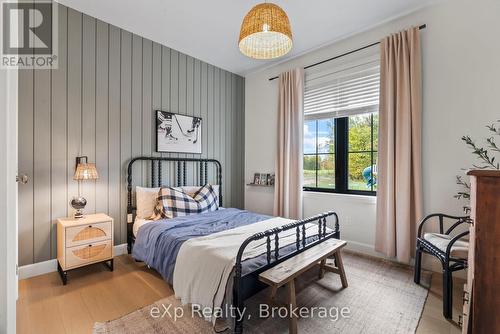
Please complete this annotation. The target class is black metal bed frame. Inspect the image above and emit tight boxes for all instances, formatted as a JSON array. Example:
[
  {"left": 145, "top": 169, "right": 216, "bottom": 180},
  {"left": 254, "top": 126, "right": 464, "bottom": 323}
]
[
  {"left": 126, "top": 156, "right": 222, "bottom": 252},
  {"left": 126, "top": 157, "right": 340, "bottom": 333},
  {"left": 233, "top": 210, "right": 339, "bottom": 333},
  {"left": 414, "top": 213, "right": 471, "bottom": 320}
]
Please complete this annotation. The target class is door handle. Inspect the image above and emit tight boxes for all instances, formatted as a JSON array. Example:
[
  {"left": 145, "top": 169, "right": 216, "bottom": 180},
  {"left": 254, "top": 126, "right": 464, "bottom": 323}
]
[{"left": 16, "top": 174, "right": 29, "bottom": 184}]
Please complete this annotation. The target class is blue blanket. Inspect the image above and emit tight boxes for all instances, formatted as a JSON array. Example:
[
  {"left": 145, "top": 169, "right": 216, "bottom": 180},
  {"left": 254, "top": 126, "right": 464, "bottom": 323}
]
[{"left": 132, "top": 208, "right": 270, "bottom": 284}]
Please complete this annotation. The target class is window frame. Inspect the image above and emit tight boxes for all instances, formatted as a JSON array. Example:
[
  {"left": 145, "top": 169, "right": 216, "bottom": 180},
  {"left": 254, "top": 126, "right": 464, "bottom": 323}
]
[{"left": 303, "top": 115, "right": 377, "bottom": 196}]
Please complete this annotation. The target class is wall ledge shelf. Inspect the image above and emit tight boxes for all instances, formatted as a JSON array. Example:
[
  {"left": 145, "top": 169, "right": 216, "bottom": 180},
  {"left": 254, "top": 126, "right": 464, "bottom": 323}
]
[{"left": 246, "top": 183, "right": 274, "bottom": 188}]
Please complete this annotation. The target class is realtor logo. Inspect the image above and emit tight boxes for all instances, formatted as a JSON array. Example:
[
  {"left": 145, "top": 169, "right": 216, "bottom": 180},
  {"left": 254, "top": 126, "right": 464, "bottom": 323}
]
[{"left": 1, "top": 0, "right": 58, "bottom": 69}]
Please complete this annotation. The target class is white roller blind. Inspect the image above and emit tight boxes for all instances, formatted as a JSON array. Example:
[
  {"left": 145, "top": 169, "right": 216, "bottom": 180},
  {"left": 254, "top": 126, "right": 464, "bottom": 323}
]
[{"left": 304, "top": 62, "right": 380, "bottom": 120}]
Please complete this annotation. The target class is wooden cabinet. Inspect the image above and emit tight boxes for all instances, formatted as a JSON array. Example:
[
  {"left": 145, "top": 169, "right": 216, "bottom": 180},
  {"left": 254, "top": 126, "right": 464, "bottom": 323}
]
[
  {"left": 463, "top": 170, "right": 500, "bottom": 333},
  {"left": 57, "top": 213, "right": 114, "bottom": 284}
]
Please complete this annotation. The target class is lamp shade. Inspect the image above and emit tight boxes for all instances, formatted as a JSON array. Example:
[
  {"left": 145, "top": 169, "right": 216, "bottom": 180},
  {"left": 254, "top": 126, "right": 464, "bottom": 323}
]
[
  {"left": 238, "top": 3, "right": 292, "bottom": 59},
  {"left": 73, "top": 163, "right": 99, "bottom": 180}
]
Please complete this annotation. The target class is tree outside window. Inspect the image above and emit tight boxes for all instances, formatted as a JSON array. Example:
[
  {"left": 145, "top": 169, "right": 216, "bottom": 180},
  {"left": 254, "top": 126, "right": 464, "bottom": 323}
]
[{"left": 303, "top": 112, "right": 378, "bottom": 195}]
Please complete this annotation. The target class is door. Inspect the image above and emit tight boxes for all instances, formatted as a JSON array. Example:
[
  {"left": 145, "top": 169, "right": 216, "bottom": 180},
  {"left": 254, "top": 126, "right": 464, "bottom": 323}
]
[{"left": 0, "top": 65, "right": 18, "bottom": 333}]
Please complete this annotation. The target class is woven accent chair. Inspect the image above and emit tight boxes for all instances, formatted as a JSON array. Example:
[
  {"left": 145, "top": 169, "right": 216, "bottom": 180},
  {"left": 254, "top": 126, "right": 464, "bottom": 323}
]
[{"left": 414, "top": 213, "right": 471, "bottom": 319}]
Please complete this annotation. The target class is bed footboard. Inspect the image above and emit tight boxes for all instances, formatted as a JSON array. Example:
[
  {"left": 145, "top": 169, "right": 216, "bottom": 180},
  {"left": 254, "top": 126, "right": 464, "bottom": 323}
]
[{"left": 232, "top": 211, "right": 339, "bottom": 334}]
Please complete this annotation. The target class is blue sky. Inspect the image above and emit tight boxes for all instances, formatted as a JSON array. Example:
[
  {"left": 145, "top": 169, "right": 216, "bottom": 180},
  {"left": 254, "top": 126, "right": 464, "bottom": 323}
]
[{"left": 304, "top": 119, "right": 333, "bottom": 154}]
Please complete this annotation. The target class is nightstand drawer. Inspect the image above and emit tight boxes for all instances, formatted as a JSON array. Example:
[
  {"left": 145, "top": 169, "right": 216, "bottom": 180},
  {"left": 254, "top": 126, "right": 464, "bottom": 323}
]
[
  {"left": 66, "top": 221, "right": 112, "bottom": 247},
  {"left": 65, "top": 240, "right": 113, "bottom": 269}
]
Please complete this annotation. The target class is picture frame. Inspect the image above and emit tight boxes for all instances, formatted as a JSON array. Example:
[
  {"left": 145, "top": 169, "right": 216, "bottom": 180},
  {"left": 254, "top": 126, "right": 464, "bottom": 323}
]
[
  {"left": 156, "top": 110, "right": 202, "bottom": 154},
  {"left": 259, "top": 173, "right": 268, "bottom": 185},
  {"left": 268, "top": 173, "right": 275, "bottom": 186},
  {"left": 253, "top": 173, "right": 261, "bottom": 185}
]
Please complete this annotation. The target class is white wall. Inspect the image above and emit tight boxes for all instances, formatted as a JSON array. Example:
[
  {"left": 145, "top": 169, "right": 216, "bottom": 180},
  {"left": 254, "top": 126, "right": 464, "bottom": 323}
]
[
  {"left": 303, "top": 192, "right": 378, "bottom": 256},
  {"left": 245, "top": 0, "right": 500, "bottom": 260}
]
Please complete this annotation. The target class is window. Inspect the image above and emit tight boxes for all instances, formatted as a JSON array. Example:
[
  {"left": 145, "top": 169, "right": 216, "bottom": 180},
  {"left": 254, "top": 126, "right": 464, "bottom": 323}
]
[
  {"left": 303, "top": 62, "right": 379, "bottom": 195},
  {"left": 304, "top": 119, "right": 335, "bottom": 189}
]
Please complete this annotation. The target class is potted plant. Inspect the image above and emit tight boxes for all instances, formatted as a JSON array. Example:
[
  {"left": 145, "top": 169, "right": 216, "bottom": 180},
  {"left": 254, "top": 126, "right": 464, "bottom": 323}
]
[{"left": 455, "top": 120, "right": 500, "bottom": 211}]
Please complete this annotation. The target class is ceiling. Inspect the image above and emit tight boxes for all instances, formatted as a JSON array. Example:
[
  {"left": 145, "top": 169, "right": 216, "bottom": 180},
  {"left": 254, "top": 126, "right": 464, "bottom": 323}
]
[{"left": 55, "top": 0, "right": 437, "bottom": 75}]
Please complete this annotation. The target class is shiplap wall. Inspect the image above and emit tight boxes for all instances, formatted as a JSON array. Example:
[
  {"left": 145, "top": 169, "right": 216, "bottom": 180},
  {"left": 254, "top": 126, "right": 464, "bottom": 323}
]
[{"left": 18, "top": 3, "right": 245, "bottom": 265}]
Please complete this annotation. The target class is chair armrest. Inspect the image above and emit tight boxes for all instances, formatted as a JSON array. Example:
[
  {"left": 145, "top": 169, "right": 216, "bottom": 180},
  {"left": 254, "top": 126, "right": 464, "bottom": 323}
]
[
  {"left": 445, "top": 217, "right": 472, "bottom": 235},
  {"left": 417, "top": 213, "right": 469, "bottom": 237},
  {"left": 445, "top": 230, "right": 470, "bottom": 259}
]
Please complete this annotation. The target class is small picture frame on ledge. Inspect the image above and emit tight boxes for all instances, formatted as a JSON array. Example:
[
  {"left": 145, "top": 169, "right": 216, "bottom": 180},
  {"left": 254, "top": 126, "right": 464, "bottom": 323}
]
[
  {"left": 259, "top": 173, "right": 268, "bottom": 185},
  {"left": 253, "top": 173, "right": 261, "bottom": 185},
  {"left": 267, "top": 173, "right": 275, "bottom": 186},
  {"left": 249, "top": 172, "right": 275, "bottom": 186}
]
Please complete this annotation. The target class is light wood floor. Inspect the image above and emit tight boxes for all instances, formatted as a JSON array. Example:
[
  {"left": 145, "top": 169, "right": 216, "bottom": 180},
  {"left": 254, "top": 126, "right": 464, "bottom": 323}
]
[
  {"left": 17, "top": 254, "right": 463, "bottom": 334},
  {"left": 417, "top": 274, "right": 463, "bottom": 334}
]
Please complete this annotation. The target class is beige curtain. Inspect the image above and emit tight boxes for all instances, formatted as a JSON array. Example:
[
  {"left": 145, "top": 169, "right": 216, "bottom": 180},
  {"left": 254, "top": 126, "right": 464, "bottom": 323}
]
[
  {"left": 274, "top": 68, "right": 304, "bottom": 219},
  {"left": 375, "top": 27, "right": 423, "bottom": 263}
]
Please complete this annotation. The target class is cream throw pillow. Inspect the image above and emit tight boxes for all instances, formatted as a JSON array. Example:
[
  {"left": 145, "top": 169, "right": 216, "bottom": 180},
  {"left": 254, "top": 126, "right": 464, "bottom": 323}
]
[{"left": 136, "top": 186, "right": 161, "bottom": 219}]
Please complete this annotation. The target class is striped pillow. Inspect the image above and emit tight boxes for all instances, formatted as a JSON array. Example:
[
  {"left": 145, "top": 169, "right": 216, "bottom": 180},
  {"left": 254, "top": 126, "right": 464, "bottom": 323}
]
[{"left": 151, "top": 184, "right": 219, "bottom": 219}]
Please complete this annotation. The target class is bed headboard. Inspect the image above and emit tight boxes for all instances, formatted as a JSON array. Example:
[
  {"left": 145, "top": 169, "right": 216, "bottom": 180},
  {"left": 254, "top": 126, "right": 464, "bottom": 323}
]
[
  {"left": 127, "top": 156, "right": 223, "bottom": 212},
  {"left": 126, "top": 156, "right": 222, "bottom": 252}
]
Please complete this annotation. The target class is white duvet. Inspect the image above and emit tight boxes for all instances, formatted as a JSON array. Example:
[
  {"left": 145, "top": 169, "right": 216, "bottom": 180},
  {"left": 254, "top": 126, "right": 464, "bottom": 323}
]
[{"left": 172, "top": 217, "right": 319, "bottom": 322}]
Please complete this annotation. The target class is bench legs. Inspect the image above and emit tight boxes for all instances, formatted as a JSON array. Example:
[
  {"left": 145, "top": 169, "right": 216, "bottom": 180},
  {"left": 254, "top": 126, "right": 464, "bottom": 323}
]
[
  {"left": 269, "top": 286, "right": 278, "bottom": 305},
  {"left": 264, "top": 249, "right": 348, "bottom": 334},
  {"left": 319, "top": 250, "right": 348, "bottom": 288},
  {"left": 287, "top": 279, "right": 298, "bottom": 334},
  {"left": 319, "top": 259, "right": 326, "bottom": 279},
  {"left": 334, "top": 251, "right": 348, "bottom": 288}
]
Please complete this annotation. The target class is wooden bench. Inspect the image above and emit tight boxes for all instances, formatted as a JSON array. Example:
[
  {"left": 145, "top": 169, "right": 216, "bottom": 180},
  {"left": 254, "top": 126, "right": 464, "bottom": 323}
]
[{"left": 258, "top": 238, "right": 348, "bottom": 334}]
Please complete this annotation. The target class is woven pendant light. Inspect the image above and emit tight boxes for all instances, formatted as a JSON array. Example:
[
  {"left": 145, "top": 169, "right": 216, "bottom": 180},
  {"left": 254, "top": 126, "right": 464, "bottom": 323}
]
[{"left": 238, "top": 3, "right": 292, "bottom": 59}]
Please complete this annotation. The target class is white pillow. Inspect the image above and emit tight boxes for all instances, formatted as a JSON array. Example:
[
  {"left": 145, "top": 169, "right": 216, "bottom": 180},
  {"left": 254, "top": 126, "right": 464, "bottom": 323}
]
[{"left": 136, "top": 186, "right": 161, "bottom": 219}]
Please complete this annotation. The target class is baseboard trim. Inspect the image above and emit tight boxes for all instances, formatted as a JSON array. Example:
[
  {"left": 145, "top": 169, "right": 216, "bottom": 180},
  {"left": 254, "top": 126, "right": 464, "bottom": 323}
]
[
  {"left": 344, "top": 240, "right": 417, "bottom": 265},
  {"left": 18, "top": 243, "right": 128, "bottom": 280},
  {"left": 18, "top": 259, "right": 57, "bottom": 280},
  {"left": 344, "top": 240, "right": 381, "bottom": 257},
  {"left": 114, "top": 243, "right": 128, "bottom": 256},
  {"left": 344, "top": 240, "right": 454, "bottom": 275}
]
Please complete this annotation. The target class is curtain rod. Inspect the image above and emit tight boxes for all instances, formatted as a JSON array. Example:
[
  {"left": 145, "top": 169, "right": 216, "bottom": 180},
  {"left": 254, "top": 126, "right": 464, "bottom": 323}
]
[{"left": 268, "top": 24, "right": 426, "bottom": 81}]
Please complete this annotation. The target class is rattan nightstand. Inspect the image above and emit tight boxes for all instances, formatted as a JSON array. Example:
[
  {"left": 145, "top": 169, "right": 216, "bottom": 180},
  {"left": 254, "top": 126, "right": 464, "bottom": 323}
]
[{"left": 57, "top": 213, "right": 114, "bottom": 284}]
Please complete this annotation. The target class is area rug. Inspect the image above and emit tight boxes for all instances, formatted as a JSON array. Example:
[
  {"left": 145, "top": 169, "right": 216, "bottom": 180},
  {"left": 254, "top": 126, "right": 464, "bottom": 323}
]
[{"left": 93, "top": 252, "right": 430, "bottom": 334}]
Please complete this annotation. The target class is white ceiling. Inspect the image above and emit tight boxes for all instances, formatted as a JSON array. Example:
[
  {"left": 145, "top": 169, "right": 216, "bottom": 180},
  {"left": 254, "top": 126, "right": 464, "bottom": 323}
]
[{"left": 55, "top": 0, "right": 436, "bottom": 75}]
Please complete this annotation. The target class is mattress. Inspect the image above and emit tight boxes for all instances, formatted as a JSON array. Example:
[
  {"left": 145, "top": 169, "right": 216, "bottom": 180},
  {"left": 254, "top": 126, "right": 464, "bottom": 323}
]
[
  {"left": 132, "top": 208, "right": 330, "bottom": 284},
  {"left": 132, "top": 208, "right": 271, "bottom": 283}
]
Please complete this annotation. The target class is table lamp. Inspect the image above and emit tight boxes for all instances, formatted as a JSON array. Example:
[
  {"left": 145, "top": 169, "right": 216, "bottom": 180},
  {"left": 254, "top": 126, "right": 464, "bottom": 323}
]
[{"left": 72, "top": 156, "right": 99, "bottom": 218}]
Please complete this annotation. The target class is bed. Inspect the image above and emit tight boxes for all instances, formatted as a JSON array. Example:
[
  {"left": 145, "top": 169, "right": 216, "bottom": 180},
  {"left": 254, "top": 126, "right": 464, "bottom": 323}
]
[{"left": 126, "top": 157, "right": 340, "bottom": 333}]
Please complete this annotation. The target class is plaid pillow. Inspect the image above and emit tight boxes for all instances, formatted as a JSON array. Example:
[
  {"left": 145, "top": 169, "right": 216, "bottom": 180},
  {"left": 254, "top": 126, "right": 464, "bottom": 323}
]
[
  {"left": 193, "top": 184, "right": 219, "bottom": 212},
  {"left": 150, "top": 184, "right": 218, "bottom": 219}
]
